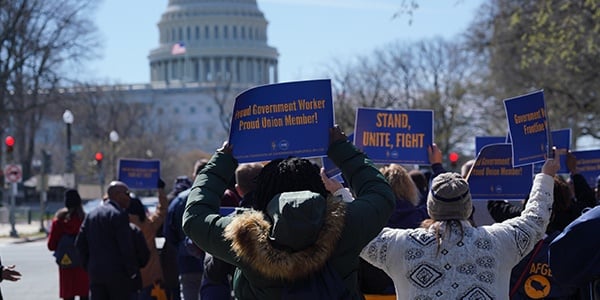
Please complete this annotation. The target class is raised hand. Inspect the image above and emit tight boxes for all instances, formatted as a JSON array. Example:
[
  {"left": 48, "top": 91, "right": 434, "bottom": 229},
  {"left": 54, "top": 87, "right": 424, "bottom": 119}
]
[{"left": 541, "top": 147, "right": 560, "bottom": 176}]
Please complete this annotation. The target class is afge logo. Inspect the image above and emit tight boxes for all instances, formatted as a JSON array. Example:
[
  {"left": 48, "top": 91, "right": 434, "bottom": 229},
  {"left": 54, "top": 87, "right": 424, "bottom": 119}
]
[{"left": 524, "top": 274, "right": 551, "bottom": 299}]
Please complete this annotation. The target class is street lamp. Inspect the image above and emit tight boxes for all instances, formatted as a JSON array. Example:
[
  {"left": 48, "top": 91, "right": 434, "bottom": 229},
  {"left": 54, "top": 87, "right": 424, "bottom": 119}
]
[
  {"left": 109, "top": 130, "right": 119, "bottom": 180},
  {"left": 62, "top": 109, "right": 74, "bottom": 173}
]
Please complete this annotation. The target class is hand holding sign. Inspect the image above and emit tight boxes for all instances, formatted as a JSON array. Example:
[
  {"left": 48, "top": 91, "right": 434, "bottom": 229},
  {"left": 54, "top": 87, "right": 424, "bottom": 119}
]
[
  {"left": 541, "top": 147, "right": 560, "bottom": 176},
  {"left": 329, "top": 125, "right": 348, "bottom": 145},
  {"left": 428, "top": 144, "right": 443, "bottom": 165},
  {"left": 218, "top": 141, "right": 233, "bottom": 155}
]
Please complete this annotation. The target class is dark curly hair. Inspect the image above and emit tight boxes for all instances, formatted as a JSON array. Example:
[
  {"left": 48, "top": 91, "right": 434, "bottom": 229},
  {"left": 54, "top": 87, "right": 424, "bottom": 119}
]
[{"left": 253, "top": 157, "right": 327, "bottom": 212}]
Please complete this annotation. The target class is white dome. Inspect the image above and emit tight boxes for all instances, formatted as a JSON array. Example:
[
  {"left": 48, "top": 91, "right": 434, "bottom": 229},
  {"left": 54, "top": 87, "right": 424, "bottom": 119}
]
[{"left": 148, "top": 0, "right": 278, "bottom": 85}]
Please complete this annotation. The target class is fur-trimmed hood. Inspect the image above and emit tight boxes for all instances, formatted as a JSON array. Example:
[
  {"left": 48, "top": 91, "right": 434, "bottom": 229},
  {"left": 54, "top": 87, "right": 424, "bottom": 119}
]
[{"left": 223, "top": 195, "right": 346, "bottom": 281}]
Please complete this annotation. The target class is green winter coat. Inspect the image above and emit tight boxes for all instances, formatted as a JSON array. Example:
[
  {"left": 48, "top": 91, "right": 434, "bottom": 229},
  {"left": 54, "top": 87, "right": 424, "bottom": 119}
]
[{"left": 183, "top": 139, "right": 395, "bottom": 299}]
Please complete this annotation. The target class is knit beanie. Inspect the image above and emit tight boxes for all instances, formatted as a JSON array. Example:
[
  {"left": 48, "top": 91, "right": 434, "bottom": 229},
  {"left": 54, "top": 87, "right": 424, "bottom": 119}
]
[
  {"left": 427, "top": 172, "right": 472, "bottom": 221},
  {"left": 64, "top": 189, "right": 82, "bottom": 209}
]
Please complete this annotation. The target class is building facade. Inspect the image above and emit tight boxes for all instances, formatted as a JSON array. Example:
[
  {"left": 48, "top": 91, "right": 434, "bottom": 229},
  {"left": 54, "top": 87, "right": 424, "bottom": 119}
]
[
  {"left": 122, "top": 0, "right": 279, "bottom": 152},
  {"left": 148, "top": 0, "right": 279, "bottom": 86}
]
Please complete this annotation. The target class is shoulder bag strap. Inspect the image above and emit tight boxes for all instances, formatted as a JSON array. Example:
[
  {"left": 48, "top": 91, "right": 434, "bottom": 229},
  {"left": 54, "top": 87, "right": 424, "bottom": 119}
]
[{"left": 510, "top": 239, "right": 545, "bottom": 299}]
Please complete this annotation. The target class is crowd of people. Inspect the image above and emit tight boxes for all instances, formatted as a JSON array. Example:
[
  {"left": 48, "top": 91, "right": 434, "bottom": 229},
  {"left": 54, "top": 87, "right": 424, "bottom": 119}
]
[{"left": 37, "top": 125, "right": 599, "bottom": 299}]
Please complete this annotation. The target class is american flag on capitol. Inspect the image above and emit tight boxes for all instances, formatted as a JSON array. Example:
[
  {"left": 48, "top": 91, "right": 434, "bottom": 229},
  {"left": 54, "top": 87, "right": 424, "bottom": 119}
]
[{"left": 171, "top": 42, "right": 186, "bottom": 55}]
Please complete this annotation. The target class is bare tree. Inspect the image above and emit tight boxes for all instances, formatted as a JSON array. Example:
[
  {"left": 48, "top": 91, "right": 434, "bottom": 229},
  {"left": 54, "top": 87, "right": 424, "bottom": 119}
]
[
  {"left": 0, "top": 0, "right": 100, "bottom": 179},
  {"left": 330, "top": 37, "right": 485, "bottom": 158}
]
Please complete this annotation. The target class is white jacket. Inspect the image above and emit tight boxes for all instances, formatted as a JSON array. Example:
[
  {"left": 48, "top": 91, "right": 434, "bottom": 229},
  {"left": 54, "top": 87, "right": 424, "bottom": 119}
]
[{"left": 360, "top": 173, "right": 554, "bottom": 299}]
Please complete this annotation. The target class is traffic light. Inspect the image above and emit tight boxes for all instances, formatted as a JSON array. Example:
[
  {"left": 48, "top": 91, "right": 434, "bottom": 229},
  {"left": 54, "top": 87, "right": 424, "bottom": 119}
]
[
  {"left": 5, "top": 135, "right": 14, "bottom": 153},
  {"left": 95, "top": 152, "right": 103, "bottom": 168},
  {"left": 449, "top": 152, "right": 459, "bottom": 168}
]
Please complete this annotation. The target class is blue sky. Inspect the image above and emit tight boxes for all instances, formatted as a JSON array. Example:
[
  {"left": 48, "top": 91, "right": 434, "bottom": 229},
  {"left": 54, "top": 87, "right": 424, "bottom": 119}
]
[{"left": 88, "top": 0, "right": 484, "bottom": 84}]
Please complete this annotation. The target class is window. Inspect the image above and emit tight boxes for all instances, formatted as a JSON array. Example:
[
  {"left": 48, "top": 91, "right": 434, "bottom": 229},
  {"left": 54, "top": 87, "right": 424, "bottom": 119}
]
[
  {"left": 190, "top": 106, "right": 196, "bottom": 113},
  {"left": 187, "top": 27, "right": 191, "bottom": 40},
  {"left": 205, "top": 26, "right": 209, "bottom": 39},
  {"left": 224, "top": 26, "right": 228, "bottom": 39},
  {"left": 204, "top": 60, "right": 211, "bottom": 81},
  {"left": 233, "top": 26, "right": 237, "bottom": 39},
  {"left": 214, "top": 26, "right": 219, "bottom": 39},
  {"left": 190, "top": 127, "right": 197, "bottom": 139},
  {"left": 241, "top": 27, "right": 245, "bottom": 39},
  {"left": 196, "top": 26, "right": 200, "bottom": 39},
  {"left": 178, "top": 28, "right": 183, "bottom": 41},
  {"left": 207, "top": 128, "right": 213, "bottom": 140}
]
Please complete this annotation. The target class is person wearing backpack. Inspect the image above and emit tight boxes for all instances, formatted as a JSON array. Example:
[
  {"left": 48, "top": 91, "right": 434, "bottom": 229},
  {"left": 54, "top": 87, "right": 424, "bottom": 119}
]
[
  {"left": 183, "top": 126, "right": 396, "bottom": 299},
  {"left": 47, "top": 189, "right": 89, "bottom": 300}
]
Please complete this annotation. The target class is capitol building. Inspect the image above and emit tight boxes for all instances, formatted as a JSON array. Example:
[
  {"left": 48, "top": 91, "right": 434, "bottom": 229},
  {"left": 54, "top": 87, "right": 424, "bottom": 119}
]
[
  {"left": 149, "top": 0, "right": 278, "bottom": 86},
  {"left": 109, "top": 0, "right": 279, "bottom": 152}
]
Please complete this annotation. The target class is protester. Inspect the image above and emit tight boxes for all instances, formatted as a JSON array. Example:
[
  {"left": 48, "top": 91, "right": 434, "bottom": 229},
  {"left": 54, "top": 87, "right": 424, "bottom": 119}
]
[
  {"left": 161, "top": 176, "right": 193, "bottom": 300},
  {"left": 565, "top": 152, "right": 597, "bottom": 213},
  {"left": 127, "top": 179, "right": 169, "bottom": 300},
  {"left": 359, "top": 163, "right": 429, "bottom": 295},
  {"left": 0, "top": 257, "right": 21, "bottom": 299},
  {"left": 488, "top": 152, "right": 597, "bottom": 223},
  {"left": 549, "top": 205, "right": 600, "bottom": 299},
  {"left": 164, "top": 160, "right": 208, "bottom": 300},
  {"left": 408, "top": 169, "right": 428, "bottom": 205},
  {"left": 509, "top": 175, "right": 580, "bottom": 299},
  {"left": 360, "top": 150, "right": 560, "bottom": 299},
  {"left": 76, "top": 181, "right": 143, "bottom": 299},
  {"left": 129, "top": 222, "right": 151, "bottom": 296},
  {"left": 596, "top": 175, "right": 600, "bottom": 203},
  {"left": 200, "top": 162, "right": 263, "bottom": 300},
  {"left": 183, "top": 125, "right": 395, "bottom": 299},
  {"left": 47, "top": 189, "right": 89, "bottom": 300},
  {"left": 486, "top": 199, "right": 522, "bottom": 223}
]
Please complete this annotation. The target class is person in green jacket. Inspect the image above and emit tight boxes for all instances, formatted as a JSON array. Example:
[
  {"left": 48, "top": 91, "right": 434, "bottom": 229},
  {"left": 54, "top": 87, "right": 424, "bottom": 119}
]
[{"left": 183, "top": 125, "right": 395, "bottom": 299}]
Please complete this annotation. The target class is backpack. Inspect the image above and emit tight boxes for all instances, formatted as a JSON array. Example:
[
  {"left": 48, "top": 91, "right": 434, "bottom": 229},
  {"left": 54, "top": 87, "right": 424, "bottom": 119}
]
[
  {"left": 53, "top": 234, "right": 82, "bottom": 269},
  {"left": 281, "top": 262, "right": 350, "bottom": 300}
]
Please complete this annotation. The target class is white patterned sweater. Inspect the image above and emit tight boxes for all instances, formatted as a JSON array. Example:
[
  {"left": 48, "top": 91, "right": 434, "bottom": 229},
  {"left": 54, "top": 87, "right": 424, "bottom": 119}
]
[{"left": 360, "top": 174, "right": 554, "bottom": 300}]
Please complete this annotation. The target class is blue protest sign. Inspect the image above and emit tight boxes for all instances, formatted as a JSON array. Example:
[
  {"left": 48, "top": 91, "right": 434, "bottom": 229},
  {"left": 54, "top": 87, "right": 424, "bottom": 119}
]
[
  {"left": 475, "top": 136, "right": 506, "bottom": 157},
  {"left": 467, "top": 144, "right": 533, "bottom": 200},
  {"left": 533, "top": 128, "right": 571, "bottom": 174},
  {"left": 504, "top": 90, "right": 549, "bottom": 167},
  {"left": 229, "top": 79, "right": 334, "bottom": 163},
  {"left": 118, "top": 159, "right": 161, "bottom": 190},
  {"left": 570, "top": 149, "right": 600, "bottom": 189},
  {"left": 354, "top": 108, "right": 433, "bottom": 165}
]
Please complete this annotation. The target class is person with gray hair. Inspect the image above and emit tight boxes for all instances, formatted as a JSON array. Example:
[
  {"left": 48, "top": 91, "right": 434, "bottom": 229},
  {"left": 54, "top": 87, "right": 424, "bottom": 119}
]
[{"left": 360, "top": 151, "right": 560, "bottom": 299}]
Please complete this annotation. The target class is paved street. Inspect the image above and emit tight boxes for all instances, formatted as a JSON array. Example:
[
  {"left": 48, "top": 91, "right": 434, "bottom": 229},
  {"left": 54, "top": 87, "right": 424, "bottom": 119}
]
[{"left": 0, "top": 238, "right": 57, "bottom": 299}]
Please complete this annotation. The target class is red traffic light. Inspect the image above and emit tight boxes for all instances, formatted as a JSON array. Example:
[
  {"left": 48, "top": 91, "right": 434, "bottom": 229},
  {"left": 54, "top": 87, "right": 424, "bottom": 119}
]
[
  {"left": 449, "top": 152, "right": 459, "bottom": 163},
  {"left": 95, "top": 152, "right": 104, "bottom": 161},
  {"left": 5, "top": 136, "right": 15, "bottom": 147}
]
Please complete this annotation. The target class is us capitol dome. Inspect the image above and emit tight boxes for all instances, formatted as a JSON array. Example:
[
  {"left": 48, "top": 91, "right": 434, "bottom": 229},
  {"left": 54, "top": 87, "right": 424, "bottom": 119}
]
[{"left": 148, "top": 0, "right": 279, "bottom": 86}]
